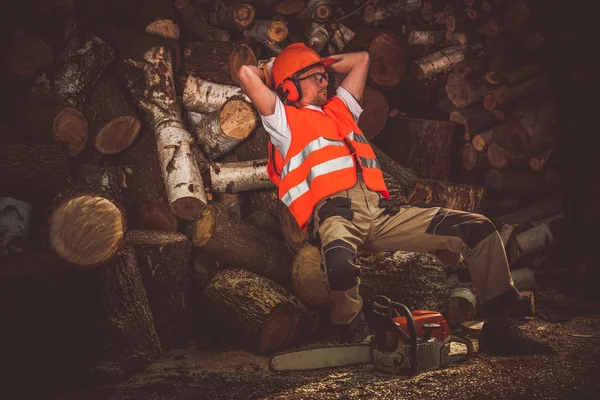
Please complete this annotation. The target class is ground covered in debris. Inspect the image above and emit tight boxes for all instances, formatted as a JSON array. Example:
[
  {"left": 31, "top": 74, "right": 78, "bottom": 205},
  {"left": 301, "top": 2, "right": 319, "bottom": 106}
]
[{"left": 48, "top": 286, "right": 600, "bottom": 400}]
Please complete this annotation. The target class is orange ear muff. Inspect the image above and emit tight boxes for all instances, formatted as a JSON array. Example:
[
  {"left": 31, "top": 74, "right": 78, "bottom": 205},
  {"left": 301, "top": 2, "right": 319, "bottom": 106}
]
[{"left": 281, "top": 78, "right": 302, "bottom": 102}]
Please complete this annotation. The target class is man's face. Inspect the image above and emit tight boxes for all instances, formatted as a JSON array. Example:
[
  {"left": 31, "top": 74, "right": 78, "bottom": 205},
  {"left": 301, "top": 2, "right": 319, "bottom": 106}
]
[{"left": 296, "top": 66, "right": 329, "bottom": 107}]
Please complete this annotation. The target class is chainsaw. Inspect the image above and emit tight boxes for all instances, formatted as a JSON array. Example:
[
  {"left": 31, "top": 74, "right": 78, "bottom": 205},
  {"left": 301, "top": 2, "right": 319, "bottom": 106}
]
[{"left": 269, "top": 295, "right": 474, "bottom": 375}]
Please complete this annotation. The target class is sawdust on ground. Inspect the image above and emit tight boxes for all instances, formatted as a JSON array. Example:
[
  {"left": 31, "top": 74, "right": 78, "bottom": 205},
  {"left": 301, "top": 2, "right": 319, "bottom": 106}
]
[{"left": 50, "top": 287, "right": 600, "bottom": 400}]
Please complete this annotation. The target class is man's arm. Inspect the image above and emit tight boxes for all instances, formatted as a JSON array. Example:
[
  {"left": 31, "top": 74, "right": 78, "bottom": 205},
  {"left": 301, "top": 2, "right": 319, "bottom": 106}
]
[
  {"left": 237, "top": 65, "right": 277, "bottom": 116},
  {"left": 325, "top": 51, "right": 370, "bottom": 102}
]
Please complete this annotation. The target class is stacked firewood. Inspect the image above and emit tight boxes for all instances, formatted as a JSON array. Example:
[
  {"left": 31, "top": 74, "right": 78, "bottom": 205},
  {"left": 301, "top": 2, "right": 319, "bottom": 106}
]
[{"left": 0, "top": 0, "right": 570, "bottom": 387}]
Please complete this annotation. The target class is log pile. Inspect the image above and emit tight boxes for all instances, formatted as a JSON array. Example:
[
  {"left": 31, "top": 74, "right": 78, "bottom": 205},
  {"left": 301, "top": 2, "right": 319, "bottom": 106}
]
[{"left": 0, "top": 0, "right": 585, "bottom": 393}]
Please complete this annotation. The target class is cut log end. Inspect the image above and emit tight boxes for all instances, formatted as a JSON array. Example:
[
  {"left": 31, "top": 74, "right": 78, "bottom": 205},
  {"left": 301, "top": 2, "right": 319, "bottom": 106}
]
[
  {"left": 192, "top": 206, "right": 215, "bottom": 246},
  {"left": 171, "top": 196, "right": 205, "bottom": 221},
  {"left": 54, "top": 107, "right": 89, "bottom": 156},
  {"left": 486, "top": 142, "right": 508, "bottom": 169},
  {"left": 220, "top": 99, "right": 256, "bottom": 139},
  {"left": 259, "top": 302, "right": 300, "bottom": 354},
  {"left": 145, "top": 19, "right": 180, "bottom": 40},
  {"left": 230, "top": 44, "right": 257, "bottom": 85},
  {"left": 234, "top": 5, "right": 255, "bottom": 29},
  {"left": 95, "top": 116, "right": 141, "bottom": 155},
  {"left": 133, "top": 202, "right": 178, "bottom": 232},
  {"left": 483, "top": 93, "right": 498, "bottom": 110},
  {"left": 49, "top": 195, "right": 124, "bottom": 267},
  {"left": 368, "top": 33, "right": 407, "bottom": 88},
  {"left": 268, "top": 21, "right": 289, "bottom": 43},
  {"left": 8, "top": 37, "right": 54, "bottom": 76}
]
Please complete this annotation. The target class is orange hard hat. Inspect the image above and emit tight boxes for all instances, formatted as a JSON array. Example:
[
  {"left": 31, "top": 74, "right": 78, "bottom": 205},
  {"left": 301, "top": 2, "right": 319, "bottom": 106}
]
[{"left": 272, "top": 42, "right": 335, "bottom": 89}]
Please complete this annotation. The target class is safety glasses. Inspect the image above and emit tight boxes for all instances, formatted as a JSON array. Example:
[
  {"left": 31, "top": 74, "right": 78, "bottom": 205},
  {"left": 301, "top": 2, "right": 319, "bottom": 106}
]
[{"left": 297, "top": 72, "right": 329, "bottom": 85}]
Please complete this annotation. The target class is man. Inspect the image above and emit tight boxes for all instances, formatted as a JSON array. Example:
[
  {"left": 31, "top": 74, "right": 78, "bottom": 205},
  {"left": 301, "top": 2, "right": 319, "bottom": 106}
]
[{"left": 238, "top": 43, "right": 552, "bottom": 355}]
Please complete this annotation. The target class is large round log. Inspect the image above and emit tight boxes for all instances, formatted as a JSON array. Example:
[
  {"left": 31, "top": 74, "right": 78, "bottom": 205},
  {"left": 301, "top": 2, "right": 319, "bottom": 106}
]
[
  {"left": 367, "top": 32, "right": 408, "bottom": 89},
  {"left": 291, "top": 245, "right": 450, "bottom": 313},
  {"left": 490, "top": 120, "right": 530, "bottom": 164},
  {"left": 49, "top": 194, "right": 126, "bottom": 268},
  {"left": 202, "top": 268, "right": 309, "bottom": 354},
  {"left": 88, "top": 75, "right": 141, "bottom": 155},
  {"left": 357, "top": 86, "right": 389, "bottom": 140},
  {"left": 53, "top": 29, "right": 116, "bottom": 108},
  {"left": 125, "top": 230, "right": 192, "bottom": 350},
  {"left": 182, "top": 41, "right": 257, "bottom": 86},
  {"left": 84, "top": 245, "right": 162, "bottom": 382},
  {"left": 7, "top": 30, "right": 54, "bottom": 76},
  {"left": 407, "top": 179, "right": 485, "bottom": 213},
  {"left": 0, "top": 142, "right": 72, "bottom": 203},
  {"left": 139, "top": 0, "right": 180, "bottom": 40},
  {"left": 183, "top": 76, "right": 250, "bottom": 114},
  {"left": 190, "top": 98, "right": 257, "bottom": 160},
  {"left": 19, "top": 102, "right": 88, "bottom": 156},
  {"left": 187, "top": 203, "right": 294, "bottom": 286},
  {"left": 378, "top": 116, "right": 460, "bottom": 181}
]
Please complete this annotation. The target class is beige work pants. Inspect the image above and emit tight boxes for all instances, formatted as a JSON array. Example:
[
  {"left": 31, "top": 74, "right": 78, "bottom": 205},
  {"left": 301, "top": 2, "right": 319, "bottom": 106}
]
[{"left": 310, "top": 177, "right": 519, "bottom": 325}]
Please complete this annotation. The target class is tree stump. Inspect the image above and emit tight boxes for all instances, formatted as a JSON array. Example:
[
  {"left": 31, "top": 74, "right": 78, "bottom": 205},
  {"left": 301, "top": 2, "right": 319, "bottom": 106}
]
[
  {"left": 125, "top": 230, "right": 192, "bottom": 350},
  {"left": 183, "top": 41, "right": 257, "bottom": 86},
  {"left": 187, "top": 203, "right": 294, "bottom": 286},
  {"left": 202, "top": 268, "right": 309, "bottom": 354},
  {"left": 379, "top": 116, "right": 460, "bottom": 181},
  {"left": 407, "top": 179, "right": 486, "bottom": 213}
]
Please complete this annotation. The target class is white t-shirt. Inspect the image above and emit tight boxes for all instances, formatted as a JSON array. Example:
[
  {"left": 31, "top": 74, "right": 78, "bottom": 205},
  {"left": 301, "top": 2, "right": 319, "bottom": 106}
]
[{"left": 260, "top": 86, "right": 364, "bottom": 159}]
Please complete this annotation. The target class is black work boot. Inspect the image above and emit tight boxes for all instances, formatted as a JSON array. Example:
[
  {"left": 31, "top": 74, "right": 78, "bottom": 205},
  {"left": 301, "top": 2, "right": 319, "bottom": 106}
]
[
  {"left": 339, "top": 311, "right": 370, "bottom": 343},
  {"left": 479, "top": 321, "right": 554, "bottom": 355}
]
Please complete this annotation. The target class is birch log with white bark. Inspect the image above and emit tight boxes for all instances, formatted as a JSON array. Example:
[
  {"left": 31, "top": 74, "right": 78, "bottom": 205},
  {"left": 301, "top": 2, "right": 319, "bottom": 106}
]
[
  {"left": 183, "top": 75, "right": 250, "bottom": 114},
  {"left": 125, "top": 46, "right": 207, "bottom": 220},
  {"left": 210, "top": 159, "right": 275, "bottom": 193},
  {"left": 0, "top": 197, "right": 33, "bottom": 255},
  {"left": 411, "top": 45, "right": 466, "bottom": 80},
  {"left": 189, "top": 98, "right": 257, "bottom": 160}
]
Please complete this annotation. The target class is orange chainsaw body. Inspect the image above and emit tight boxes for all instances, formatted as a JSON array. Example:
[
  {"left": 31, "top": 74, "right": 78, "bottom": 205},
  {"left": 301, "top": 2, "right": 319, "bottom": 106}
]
[{"left": 392, "top": 310, "right": 450, "bottom": 343}]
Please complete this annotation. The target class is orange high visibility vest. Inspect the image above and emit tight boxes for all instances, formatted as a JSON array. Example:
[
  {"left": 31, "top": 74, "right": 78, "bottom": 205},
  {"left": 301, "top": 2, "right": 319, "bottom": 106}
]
[{"left": 267, "top": 97, "right": 389, "bottom": 230}]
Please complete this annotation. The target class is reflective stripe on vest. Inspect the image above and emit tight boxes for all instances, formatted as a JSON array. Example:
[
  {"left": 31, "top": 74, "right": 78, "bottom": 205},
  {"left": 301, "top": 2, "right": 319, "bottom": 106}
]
[
  {"left": 280, "top": 131, "right": 372, "bottom": 180},
  {"left": 281, "top": 155, "right": 355, "bottom": 207}
]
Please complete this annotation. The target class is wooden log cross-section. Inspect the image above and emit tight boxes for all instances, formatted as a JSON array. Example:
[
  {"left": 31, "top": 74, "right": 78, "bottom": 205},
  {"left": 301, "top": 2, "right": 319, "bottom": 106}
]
[
  {"left": 208, "top": 3, "right": 256, "bottom": 31},
  {"left": 125, "top": 230, "right": 192, "bottom": 350},
  {"left": 445, "top": 72, "right": 493, "bottom": 109},
  {"left": 188, "top": 98, "right": 257, "bottom": 160},
  {"left": 125, "top": 46, "right": 207, "bottom": 220},
  {"left": 139, "top": 0, "right": 180, "bottom": 40},
  {"left": 202, "top": 268, "right": 310, "bottom": 354}
]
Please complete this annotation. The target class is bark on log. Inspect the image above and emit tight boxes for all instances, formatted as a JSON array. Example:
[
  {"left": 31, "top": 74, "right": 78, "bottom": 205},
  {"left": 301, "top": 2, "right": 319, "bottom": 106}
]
[
  {"left": 7, "top": 30, "right": 54, "bottom": 76},
  {"left": 126, "top": 46, "right": 207, "bottom": 220},
  {"left": 0, "top": 197, "right": 33, "bottom": 255},
  {"left": 208, "top": 3, "right": 256, "bottom": 31},
  {"left": 245, "top": 210, "right": 280, "bottom": 238},
  {"left": 174, "top": 0, "right": 230, "bottom": 41},
  {"left": 48, "top": 194, "right": 126, "bottom": 268},
  {"left": 19, "top": 102, "right": 88, "bottom": 156},
  {"left": 0, "top": 142, "right": 72, "bottom": 203},
  {"left": 88, "top": 75, "right": 141, "bottom": 155},
  {"left": 234, "top": 126, "right": 270, "bottom": 161},
  {"left": 357, "top": 86, "right": 389, "bottom": 140},
  {"left": 242, "top": 20, "right": 289, "bottom": 54},
  {"left": 366, "top": 32, "right": 408, "bottom": 89},
  {"left": 445, "top": 72, "right": 491, "bottom": 108},
  {"left": 53, "top": 29, "right": 116, "bottom": 108},
  {"left": 75, "top": 165, "right": 131, "bottom": 203},
  {"left": 202, "top": 268, "right": 309, "bottom": 354},
  {"left": 139, "top": 0, "right": 180, "bottom": 40},
  {"left": 449, "top": 105, "right": 496, "bottom": 140},
  {"left": 490, "top": 120, "right": 529, "bottom": 163},
  {"left": 363, "top": 0, "right": 424, "bottom": 27},
  {"left": 408, "top": 30, "right": 446, "bottom": 46},
  {"left": 186, "top": 203, "right": 293, "bottom": 286},
  {"left": 461, "top": 143, "right": 492, "bottom": 170},
  {"left": 492, "top": 193, "right": 562, "bottom": 226},
  {"left": 507, "top": 223, "right": 553, "bottom": 264},
  {"left": 472, "top": 128, "right": 495, "bottom": 151},
  {"left": 485, "top": 169, "right": 553, "bottom": 194},
  {"left": 278, "top": 200, "right": 307, "bottom": 251},
  {"left": 190, "top": 98, "right": 257, "bottom": 160},
  {"left": 371, "top": 144, "right": 419, "bottom": 202},
  {"left": 483, "top": 75, "right": 548, "bottom": 110},
  {"left": 291, "top": 246, "right": 449, "bottom": 313},
  {"left": 183, "top": 76, "right": 250, "bottom": 114},
  {"left": 86, "top": 245, "right": 162, "bottom": 382},
  {"left": 125, "top": 230, "right": 192, "bottom": 350},
  {"left": 305, "top": 23, "right": 329, "bottom": 53},
  {"left": 411, "top": 45, "right": 466, "bottom": 80},
  {"left": 209, "top": 159, "right": 275, "bottom": 193},
  {"left": 329, "top": 23, "right": 356, "bottom": 53},
  {"left": 407, "top": 179, "right": 485, "bottom": 213},
  {"left": 182, "top": 41, "right": 257, "bottom": 86},
  {"left": 241, "top": 188, "right": 279, "bottom": 218},
  {"left": 379, "top": 116, "right": 460, "bottom": 181}
]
